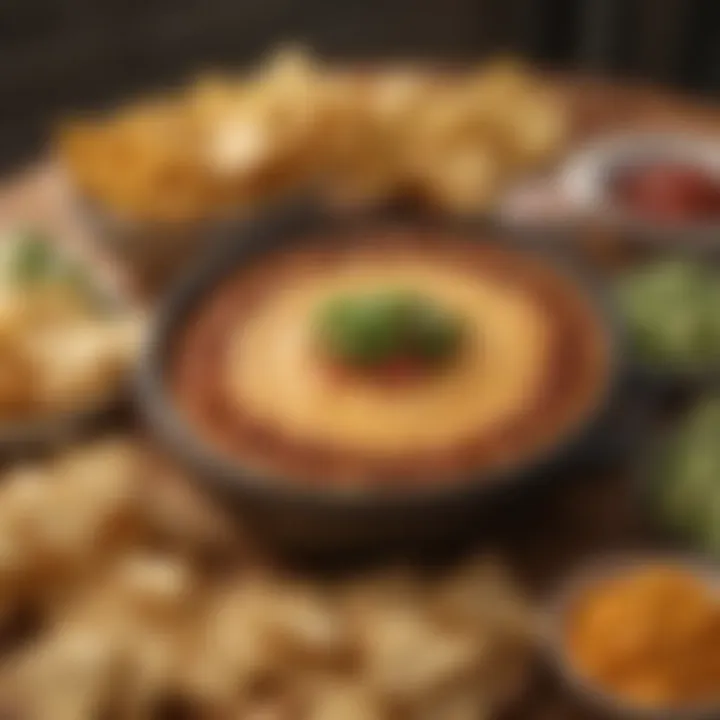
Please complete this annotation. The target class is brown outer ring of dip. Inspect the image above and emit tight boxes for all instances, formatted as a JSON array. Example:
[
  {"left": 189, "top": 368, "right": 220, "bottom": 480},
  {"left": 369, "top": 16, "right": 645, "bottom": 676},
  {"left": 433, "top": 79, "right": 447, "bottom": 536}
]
[{"left": 171, "top": 232, "right": 610, "bottom": 487}]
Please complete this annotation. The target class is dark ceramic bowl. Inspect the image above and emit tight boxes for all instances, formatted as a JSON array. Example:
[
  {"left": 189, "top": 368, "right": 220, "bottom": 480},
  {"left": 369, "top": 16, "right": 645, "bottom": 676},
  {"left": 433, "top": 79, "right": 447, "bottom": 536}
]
[
  {"left": 136, "top": 205, "right": 625, "bottom": 553},
  {"left": 545, "top": 554, "right": 720, "bottom": 720}
]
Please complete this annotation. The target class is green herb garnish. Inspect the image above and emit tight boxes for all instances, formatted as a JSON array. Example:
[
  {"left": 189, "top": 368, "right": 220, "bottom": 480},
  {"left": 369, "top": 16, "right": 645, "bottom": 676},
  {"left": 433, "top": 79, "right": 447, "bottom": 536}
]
[
  {"left": 3, "top": 229, "right": 97, "bottom": 295},
  {"left": 11, "top": 231, "right": 56, "bottom": 283},
  {"left": 316, "top": 289, "right": 466, "bottom": 369}
]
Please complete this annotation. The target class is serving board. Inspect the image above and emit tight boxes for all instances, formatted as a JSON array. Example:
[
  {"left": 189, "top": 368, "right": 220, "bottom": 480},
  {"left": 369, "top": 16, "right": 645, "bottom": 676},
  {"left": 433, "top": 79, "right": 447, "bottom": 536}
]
[{"left": 0, "top": 76, "right": 719, "bottom": 719}]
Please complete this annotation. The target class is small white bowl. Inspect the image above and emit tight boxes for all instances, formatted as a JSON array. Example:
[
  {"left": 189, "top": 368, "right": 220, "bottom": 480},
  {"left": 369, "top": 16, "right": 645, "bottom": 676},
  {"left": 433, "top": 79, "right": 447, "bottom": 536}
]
[
  {"left": 557, "top": 132, "right": 720, "bottom": 247},
  {"left": 545, "top": 554, "right": 720, "bottom": 720}
]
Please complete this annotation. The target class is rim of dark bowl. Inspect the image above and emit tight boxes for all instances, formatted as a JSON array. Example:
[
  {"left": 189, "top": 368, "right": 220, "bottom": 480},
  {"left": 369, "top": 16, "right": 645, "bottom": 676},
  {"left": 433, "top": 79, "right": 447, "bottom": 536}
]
[
  {"left": 558, "top": 131, "right": 720, "bottom": 249},
  {"left": 74, "top": 180, "right": 321, "bottom": 242},
  {"left": 136, "top": 203, "right": 626, "bottom": 515},
  {"left": 544, "top": 553, "right": 720, "bottom": 720}
]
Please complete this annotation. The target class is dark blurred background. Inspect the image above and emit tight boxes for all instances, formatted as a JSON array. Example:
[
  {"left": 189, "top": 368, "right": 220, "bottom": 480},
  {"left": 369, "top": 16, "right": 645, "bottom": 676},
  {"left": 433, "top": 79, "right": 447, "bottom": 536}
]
[{"left": 0, "top": 0, "right": 718, "bottom": 172}]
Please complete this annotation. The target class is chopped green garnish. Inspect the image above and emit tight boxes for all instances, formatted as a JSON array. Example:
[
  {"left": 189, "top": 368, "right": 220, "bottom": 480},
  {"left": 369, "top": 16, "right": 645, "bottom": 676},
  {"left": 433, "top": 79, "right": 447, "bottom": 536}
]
[
  {"left": 316, "top": 289, "right": 466, "bottom": 369},
  {"left": 10, "top": 231, "right": 55, "bottom": 283},
  {"left": 1, "top": 229, "right": 98, "bottom": 297},
  {"left": 318, "top": 294, "right": 401, "bottom": 366},
  {"left": 0, "top": 228, "right": 115, "bottom": 317},
  {"left": 409, "top": 302, "right": 465, "bottom": 361}
]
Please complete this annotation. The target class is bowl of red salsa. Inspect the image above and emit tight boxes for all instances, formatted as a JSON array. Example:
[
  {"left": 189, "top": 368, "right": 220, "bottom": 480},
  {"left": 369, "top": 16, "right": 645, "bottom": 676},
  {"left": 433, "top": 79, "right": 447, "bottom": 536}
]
[{"left": 559, "top": 133, "right": 720, "bottom": 244}]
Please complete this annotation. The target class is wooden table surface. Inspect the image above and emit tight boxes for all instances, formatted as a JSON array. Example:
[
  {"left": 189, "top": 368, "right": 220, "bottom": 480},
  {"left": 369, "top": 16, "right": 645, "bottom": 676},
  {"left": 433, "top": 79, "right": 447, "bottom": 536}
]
[{"left": 0, "top": 77, "right": 717, "bottom": 720}]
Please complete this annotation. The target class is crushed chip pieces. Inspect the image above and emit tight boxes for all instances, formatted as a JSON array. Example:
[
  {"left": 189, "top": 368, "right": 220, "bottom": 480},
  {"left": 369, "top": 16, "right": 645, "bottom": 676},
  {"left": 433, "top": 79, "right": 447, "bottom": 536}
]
[
  {"left": 57, "top": 47, "right": 567, "bottom": 223},
  {"left": 0, "top": 440, "right": 536, "bottom": 719}
]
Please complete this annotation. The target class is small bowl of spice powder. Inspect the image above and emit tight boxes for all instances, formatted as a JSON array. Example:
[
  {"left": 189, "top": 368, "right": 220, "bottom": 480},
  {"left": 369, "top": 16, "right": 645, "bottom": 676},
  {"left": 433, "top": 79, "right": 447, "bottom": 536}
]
[{"left": 548, "top": 556, "right": 720, "bottom": 718}]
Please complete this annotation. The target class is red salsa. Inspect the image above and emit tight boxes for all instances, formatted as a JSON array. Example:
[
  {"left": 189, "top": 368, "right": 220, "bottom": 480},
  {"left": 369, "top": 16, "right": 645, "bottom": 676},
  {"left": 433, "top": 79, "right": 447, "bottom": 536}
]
[{"left": 612, "top": 162, "right": 720, "bottom": 224}]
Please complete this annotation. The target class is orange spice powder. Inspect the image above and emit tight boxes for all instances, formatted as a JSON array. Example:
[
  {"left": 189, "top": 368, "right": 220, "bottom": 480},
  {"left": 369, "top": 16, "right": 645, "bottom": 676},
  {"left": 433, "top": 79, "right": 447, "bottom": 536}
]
[{"left": 567, "top": 565, "right": 720, "bottom": 708}]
